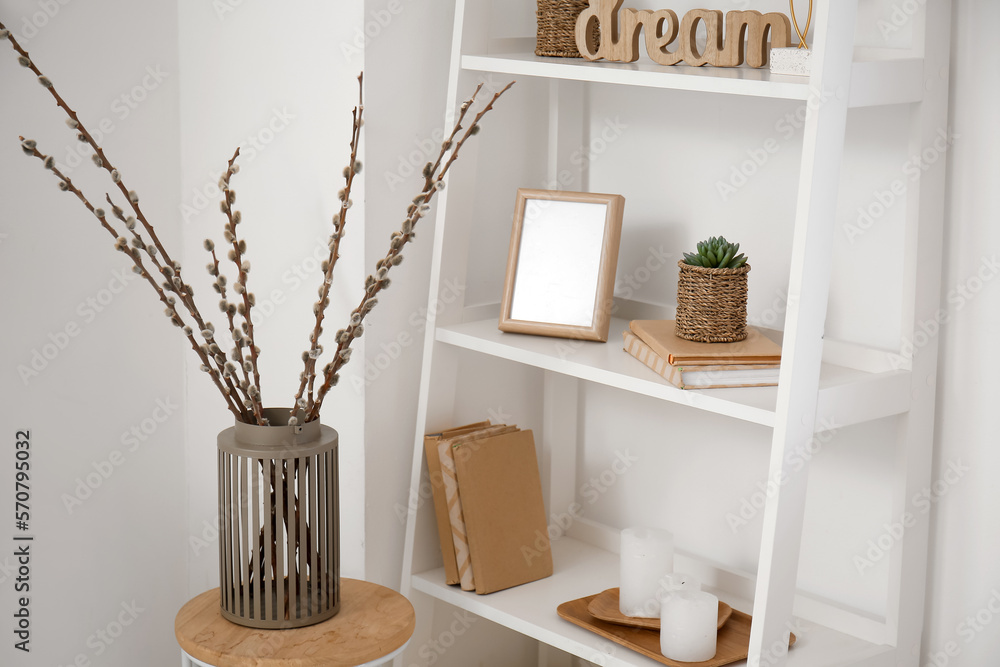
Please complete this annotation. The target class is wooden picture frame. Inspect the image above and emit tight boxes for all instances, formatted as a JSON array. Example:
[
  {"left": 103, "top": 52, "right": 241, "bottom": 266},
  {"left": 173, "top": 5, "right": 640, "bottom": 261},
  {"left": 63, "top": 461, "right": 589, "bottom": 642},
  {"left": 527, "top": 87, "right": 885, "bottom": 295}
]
[{"left": 499, "top": 189, "right": 625, "bottom": 342}]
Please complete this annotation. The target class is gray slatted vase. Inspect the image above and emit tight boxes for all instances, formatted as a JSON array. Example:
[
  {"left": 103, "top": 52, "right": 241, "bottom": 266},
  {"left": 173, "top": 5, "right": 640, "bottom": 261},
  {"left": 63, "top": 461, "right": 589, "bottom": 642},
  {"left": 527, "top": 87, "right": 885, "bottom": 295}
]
[{"left": 217, "top": 408, "right": 339, "bottom": 629}]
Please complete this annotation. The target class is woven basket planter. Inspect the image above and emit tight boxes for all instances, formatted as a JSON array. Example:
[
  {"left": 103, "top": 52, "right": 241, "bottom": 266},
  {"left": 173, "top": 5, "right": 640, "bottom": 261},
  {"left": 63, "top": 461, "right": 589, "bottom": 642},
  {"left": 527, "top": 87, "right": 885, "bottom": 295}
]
[
  {"left": 217, "top": 409, "right": 339, "bottom": 629},
  {"left": 536, "top": 0, "right": 599, "bottom": 57},
  {"left": 675, "top": 260, "right": 751, "bottom": 343}
]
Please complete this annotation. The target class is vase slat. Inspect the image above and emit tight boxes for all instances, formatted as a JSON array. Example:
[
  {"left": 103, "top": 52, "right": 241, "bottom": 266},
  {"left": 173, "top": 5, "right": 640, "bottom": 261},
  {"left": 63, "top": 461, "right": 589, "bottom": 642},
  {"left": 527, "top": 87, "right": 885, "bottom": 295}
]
[
  {"left": 251, "top": 459, "right": 262, "bottom": 621},
  {"left": 224, "top": 451, "right": 233, "bottom": 612},
  {"left": 264, "top": 459, "right": 274, "bottom": 620},
  {"left": 307, "top": 457, "right": 319, "bottom": 609},
  {"left": 217, "top": 450, "right": 227, "bottom": 612},
  {"left": 317, "top": 452, "right": 326, "bottom": 618},
  {"left": 329, "top": 451, "right": 340, "bottom": 610},
  {"left": 298, "top": 458, "right": 307, "bottom": 618},
  {"left": 286, "top": 457, "right": 297, "bottom": 619},
  {"left": 274, "top": 457, "right": 284, "bottom": 621},
  {"left": 240, "top": 457, "right": 250, "bottom": 617},
  {"left": 232, "top": 453, "right": 242, "bottom": 616}
]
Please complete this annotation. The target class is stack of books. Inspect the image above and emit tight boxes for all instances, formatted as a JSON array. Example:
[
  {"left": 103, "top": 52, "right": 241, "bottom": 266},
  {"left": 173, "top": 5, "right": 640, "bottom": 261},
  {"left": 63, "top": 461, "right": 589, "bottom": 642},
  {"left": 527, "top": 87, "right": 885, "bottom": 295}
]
[
  {"left": 424, "top": 421, "right": 553, "bottom": 595},
  {"left": 623, "top": 320, "right": 782, "bottom": 390}
]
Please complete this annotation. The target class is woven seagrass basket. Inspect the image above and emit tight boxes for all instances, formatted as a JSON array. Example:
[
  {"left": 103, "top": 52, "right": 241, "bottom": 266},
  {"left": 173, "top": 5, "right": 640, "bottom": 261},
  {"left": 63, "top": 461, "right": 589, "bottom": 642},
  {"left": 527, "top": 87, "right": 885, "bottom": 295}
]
[
  {"left": 536, "top": 0, "right": 599, "bottom": 58},
  {"left": 675, "top": 260, "right": 751, "bottom": 343}
]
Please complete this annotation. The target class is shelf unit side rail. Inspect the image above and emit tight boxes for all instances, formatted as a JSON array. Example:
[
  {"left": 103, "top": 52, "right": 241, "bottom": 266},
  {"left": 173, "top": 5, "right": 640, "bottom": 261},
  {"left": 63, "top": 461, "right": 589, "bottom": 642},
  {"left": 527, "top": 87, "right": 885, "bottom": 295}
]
[
  {"left": 747, "top": 1, "right": 861, "bottom": 664},
  {"left": 884, "top": 0, "right": 953, "bottom": 658},
  {"left": 402, "top": 0, "right": 470, "bottom": 593},
  {"left": 400, "top": 0, "right": 490, "bottom": 664}
]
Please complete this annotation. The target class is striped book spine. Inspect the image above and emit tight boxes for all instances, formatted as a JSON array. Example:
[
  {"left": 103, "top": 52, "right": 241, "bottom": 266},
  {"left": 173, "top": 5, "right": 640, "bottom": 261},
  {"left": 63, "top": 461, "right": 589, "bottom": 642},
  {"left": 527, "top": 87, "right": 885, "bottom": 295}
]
[
  {"left": 623, "top": 331, "right": 681, "bottom": 387},
  {"left": 438, "top": 439, "right": 476, "bottom": 591}
]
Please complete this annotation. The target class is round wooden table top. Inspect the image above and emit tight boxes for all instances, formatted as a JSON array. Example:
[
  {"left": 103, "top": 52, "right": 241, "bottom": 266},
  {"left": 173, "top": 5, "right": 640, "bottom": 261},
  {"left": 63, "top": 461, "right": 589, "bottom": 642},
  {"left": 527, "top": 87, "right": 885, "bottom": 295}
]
[{"left": 175, "top": 579, "right": 415, "bottom": 667}]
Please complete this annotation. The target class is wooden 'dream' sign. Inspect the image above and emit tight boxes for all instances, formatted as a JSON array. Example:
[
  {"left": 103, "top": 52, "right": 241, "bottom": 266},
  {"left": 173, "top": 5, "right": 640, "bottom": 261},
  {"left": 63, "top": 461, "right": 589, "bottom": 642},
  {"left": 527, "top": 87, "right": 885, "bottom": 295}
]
[{"left": 575, "top": 0, "right": 792, "bottom": 68}]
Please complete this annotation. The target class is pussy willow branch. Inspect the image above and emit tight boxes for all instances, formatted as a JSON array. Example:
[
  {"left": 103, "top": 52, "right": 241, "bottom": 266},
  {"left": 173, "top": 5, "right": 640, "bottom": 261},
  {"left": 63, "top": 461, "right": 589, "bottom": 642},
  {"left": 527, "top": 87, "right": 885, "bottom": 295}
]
[
  {"left": 19, "top": 144, "right": 245, "bottom": 420},
  {"left": 1, "top": 23, "right": 177, "bottom": 271},
  {"left": 218, "top": 148, "right": 266, "bottom": 424},
  {"left": 104, "top": 193, "right": 165, "bottom": 273},
  {"left": 1, "top": 24, "right": 249, "bottom": 419},
  {"left": 290, "top": 73, "right": 364, "bottom": 422},
  {"left": 100, "top": 190, "right": 249, "bottom": 419},
  {"left": 205, "top": 243, "right": 256, "bottom": 416},
  {"left": 306, "top": 81, "right": 515, "bottom": 422}
]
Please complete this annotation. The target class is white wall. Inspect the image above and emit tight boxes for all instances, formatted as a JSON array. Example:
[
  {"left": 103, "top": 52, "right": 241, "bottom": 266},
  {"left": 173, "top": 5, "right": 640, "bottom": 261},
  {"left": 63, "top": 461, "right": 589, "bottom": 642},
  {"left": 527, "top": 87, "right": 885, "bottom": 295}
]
[
  {"left": 361, "top": 0, "right": 454, "bottom": 590},
  {"left": 0, "top": 1, "right": 185, "bottom": 665},
  {"left": 923, "top": 1, "right": 1000, "bottom": 664}
]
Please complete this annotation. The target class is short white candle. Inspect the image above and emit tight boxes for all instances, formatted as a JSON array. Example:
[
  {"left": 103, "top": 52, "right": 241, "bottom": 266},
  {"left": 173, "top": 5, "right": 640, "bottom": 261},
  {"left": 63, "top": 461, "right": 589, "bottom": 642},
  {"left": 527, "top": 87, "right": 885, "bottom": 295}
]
[
  {"left": 619, "top": 527, "right": 674, "bottom": 618},
  {"left": 660, "top": 591, "right": 719, "bottom": 662}
]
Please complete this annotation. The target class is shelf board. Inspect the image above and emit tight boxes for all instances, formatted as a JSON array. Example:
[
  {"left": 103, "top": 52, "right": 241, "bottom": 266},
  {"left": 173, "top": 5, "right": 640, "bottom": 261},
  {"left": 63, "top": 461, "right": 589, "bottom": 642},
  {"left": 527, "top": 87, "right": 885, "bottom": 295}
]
[
  {"left": 461, "top": 49, "right": 924, "bottom": 107},
  {"left": 435, "top": 318, "right": 911, "bottom": 428},
  {"left": 411, "top": 537, "right": 893, "bottom": 667}
]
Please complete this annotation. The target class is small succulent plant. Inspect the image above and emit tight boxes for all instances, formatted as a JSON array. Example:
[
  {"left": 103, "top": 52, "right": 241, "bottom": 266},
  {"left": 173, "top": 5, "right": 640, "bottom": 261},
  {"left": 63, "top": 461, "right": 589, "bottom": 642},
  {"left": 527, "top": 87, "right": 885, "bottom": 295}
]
[{"left": 683, "top": 236, "right": 748, "bottom": 269}]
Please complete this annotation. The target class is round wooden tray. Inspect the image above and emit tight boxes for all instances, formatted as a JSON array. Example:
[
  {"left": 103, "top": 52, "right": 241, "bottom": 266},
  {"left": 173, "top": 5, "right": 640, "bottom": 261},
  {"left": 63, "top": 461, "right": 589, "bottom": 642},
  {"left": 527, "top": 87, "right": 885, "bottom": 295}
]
[{"left": 587, "top": 587, "right": 733, "bottom": 630}]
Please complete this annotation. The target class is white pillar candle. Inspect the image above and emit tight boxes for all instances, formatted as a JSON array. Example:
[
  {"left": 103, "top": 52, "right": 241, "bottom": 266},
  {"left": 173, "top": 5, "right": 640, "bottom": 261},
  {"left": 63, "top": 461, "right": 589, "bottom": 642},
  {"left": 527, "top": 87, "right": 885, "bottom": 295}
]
[
  {"left": 619, "top": 527, "right": 674, "bottom": 618},
  {"left": 660, "top": 591, "right": 719, "bottom": 662}
]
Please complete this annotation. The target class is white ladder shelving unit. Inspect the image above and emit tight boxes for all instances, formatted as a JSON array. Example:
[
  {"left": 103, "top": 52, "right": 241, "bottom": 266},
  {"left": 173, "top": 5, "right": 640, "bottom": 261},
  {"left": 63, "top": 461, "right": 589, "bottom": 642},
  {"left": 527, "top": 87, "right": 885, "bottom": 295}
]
[{"left": 399, "top": 1, "right": 951, "bottom": 665}]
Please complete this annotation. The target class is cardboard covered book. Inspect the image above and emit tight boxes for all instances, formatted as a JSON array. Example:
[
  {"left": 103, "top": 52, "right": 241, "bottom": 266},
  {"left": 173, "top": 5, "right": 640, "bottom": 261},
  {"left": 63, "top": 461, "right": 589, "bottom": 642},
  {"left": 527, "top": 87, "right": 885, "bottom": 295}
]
[
  {"left": 452, "top": 429, "right": 553, "bottom": 595},
  {"left": 623, "top": 331, "right": 779, "bottom": 389},
  {"left": 437, "top": 424, "right": 517, "bottom": 591},
  {"left": 629, "top": 319, "right": 781, "bottom": 366},
  {"left": 423, "top": 421, "right": 491, "bottom": 586}
]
